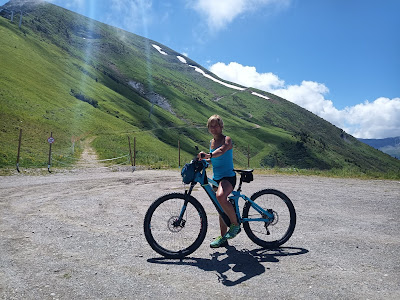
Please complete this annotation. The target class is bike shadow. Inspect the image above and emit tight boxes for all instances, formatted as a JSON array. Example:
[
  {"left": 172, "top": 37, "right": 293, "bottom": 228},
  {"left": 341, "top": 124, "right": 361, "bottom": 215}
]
[{"left": 147, "top": 246, "right": 308, "bottom": 286}]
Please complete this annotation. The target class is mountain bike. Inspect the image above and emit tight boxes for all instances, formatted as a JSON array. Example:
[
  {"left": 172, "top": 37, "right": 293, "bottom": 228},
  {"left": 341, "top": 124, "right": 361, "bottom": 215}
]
[{"left": 143, "top": 154, "right": 296, "bottom": 259}]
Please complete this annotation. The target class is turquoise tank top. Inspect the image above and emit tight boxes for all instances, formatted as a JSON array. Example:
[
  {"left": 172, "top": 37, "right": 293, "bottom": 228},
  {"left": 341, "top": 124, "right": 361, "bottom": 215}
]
[{"left": 210, "top": 146, "right": 235, "bottom": 180}]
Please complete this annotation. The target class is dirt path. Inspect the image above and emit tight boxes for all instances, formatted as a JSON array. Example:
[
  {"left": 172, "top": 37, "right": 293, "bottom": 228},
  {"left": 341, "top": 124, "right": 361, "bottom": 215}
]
[
  {"left": 0, "top": 171, "right": 399, "bottom": 299},
  {"left": 74, "top": 137, "right": 104, "bottom": 169}
]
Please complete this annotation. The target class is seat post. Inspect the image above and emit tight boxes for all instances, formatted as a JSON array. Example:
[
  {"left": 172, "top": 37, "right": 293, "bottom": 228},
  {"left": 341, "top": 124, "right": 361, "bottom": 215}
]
[{"left": 237, "top": 177, "right": 243, "bottom": 192}]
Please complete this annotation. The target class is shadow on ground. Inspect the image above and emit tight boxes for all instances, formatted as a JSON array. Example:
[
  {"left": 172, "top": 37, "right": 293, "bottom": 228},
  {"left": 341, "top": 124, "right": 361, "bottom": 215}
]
[{"left": 148, "top": 247, "right": 309, "bottom": 286}]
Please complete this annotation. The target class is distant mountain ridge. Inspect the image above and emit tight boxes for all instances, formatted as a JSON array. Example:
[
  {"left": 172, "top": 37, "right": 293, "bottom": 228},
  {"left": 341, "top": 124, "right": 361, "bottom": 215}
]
[
  {"left": 1, "top": 0, "right": 400, "bottom": 177},
  {"left": 358, "top": 136, "right": 400, "bottom": 148},
  {"left": 359, "top": 137, "right": 400, "bottom": 159}
]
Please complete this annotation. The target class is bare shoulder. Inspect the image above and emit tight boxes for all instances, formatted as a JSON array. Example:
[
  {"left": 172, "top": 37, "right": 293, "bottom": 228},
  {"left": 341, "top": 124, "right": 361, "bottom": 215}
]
[
  {"left": 210, "top": 138, "right": 215, "bottom": 148},
  {"left": 225, "top": 136, "right": 232, "bottom": 144}
]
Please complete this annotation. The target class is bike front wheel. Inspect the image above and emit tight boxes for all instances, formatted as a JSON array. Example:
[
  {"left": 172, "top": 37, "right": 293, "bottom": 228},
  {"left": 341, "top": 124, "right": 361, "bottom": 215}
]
[
  {"left": 144, "top": 193, "right": 208, "bottom": 258},
  {"left": 242, "top": 189, "right": 296, "bottom": 249}
]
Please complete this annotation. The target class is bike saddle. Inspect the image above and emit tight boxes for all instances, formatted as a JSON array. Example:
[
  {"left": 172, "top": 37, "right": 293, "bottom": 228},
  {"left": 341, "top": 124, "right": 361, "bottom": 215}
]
[
  {"left": 234, "top": 169, "right": 253, "bottom": 174},
  {"left": 234, "top": 169, "right": 254, "bottom": 183}
]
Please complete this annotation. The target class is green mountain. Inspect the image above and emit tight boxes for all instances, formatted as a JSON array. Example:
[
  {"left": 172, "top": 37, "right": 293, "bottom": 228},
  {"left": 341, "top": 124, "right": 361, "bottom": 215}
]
[{"left": 1, "top": 0, "right": 399, "bottom": 178}]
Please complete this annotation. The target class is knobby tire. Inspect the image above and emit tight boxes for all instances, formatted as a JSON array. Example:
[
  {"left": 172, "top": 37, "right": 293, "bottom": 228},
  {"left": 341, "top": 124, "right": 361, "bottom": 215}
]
[
  {"left": 242, "top": 189, "right": 296, "bottom": 248},
  {"left": 144, "top": 193, "right": 208, "bottom": 258}
]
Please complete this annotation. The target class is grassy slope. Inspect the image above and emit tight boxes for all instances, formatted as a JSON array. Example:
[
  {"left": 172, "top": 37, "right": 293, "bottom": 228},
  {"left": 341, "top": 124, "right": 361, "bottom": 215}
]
[
  {"left": 1, "top": 1, "right": 399, "bottom": 178},
  {"left": 0, "top": 15, "right": 190, "bottom": 168}
]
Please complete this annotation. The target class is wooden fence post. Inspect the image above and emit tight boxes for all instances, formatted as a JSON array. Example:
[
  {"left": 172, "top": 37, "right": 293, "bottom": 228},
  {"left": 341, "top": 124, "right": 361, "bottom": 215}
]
[
  {"left": 128, "top": 136, "right": 135, "bottom": 172},
  {"left": 16, "top": 128, "right": 22, "bottom": 172},
  {"left": 178, "top": 140, "right": 181, "bottom": 169},
  {"left": 71, "top": 136, "right": 75, "bottom": 154},
  {"left": 247, "top": 144, "right": 250, "bottom": 168},
  {"left": 134, "top": 137, "right": 136, "bottom": 168}
]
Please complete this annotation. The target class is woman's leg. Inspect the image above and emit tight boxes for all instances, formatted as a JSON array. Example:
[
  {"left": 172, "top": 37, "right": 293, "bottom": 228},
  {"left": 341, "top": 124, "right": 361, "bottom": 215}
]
[
  {"left": 216, "top": 180, "right": 238, "bottom": 236},
  {"left": 218, "top": 215, "right": 227, "bottom": 236}
]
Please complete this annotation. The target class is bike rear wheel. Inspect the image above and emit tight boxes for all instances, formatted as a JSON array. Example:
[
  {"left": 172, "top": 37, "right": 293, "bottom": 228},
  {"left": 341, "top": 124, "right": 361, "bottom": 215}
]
[
  {"left": 144, "top": 193, "right": 208, "bottom": 258},
  {"left": 242, "top": 189, "right": 296, "bottom": 249}
]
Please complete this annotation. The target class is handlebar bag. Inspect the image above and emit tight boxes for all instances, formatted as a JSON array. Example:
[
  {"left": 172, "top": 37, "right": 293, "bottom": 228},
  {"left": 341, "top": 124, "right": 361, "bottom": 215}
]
[{"left": 181, "top": 162, "right": 196, "bottom": 184}]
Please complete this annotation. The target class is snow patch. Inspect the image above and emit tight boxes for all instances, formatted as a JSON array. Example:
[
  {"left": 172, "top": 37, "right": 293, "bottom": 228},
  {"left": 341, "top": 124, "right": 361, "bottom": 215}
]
[
  {"left": 151, "top": 47, "right": 273, "bottom": 101},
  {"left": 189, "top": 65, "right": 246, "bottom": 91},
  {"left": 177, "top": 56, "right": 187, "bottom": 63},
  {"left": 251, "top": 92, "right": 270, "bottom": 100},
  {"left": 152, "top": 44, "right": 167, "bottom": 55}
]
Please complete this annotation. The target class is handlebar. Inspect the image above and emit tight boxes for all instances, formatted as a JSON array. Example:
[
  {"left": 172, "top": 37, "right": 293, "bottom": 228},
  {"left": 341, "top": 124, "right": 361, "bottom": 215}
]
[
  {"left": 190, "top": 146, "right": 208, "bottom": 172},
  {"left": 192, "top": 146, "right": 205, "bottom": 161}
]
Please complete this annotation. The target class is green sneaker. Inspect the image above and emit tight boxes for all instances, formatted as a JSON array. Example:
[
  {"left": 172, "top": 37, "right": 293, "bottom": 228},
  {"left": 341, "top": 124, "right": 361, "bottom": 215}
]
[
  {"left": 210, "top": 236, "right": 228, "bottom": 248},
  {"left": 224, "top": 224, "right": 241, "bottom": 240}
]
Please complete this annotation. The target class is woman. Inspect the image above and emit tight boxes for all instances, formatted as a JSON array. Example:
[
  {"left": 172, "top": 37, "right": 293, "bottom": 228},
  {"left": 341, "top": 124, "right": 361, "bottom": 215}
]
[{"left": 198, "top": 115, "right": 240, "bottom": 248}]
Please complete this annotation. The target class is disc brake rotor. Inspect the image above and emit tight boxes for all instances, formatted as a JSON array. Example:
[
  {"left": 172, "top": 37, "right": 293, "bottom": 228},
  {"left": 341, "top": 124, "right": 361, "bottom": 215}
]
[{"left": 168, "top": 216, "right": 185, "bottom": 232}]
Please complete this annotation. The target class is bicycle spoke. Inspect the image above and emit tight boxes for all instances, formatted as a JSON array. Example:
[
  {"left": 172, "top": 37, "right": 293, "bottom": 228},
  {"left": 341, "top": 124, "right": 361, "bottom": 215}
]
[
  {"left": 243, "top": 189, "right": 296, "bottom": 248},
  {"left": 151, "top": 199, "right": 198, "bottom": 251},
  {"left": 144, "top": 193, "right": 207, "bottom": 258}
]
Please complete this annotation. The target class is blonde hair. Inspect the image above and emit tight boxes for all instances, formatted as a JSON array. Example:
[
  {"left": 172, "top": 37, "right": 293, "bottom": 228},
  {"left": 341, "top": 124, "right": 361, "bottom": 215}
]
[{"left": 207, "top": 114, "right": 224, "bottom": 129}]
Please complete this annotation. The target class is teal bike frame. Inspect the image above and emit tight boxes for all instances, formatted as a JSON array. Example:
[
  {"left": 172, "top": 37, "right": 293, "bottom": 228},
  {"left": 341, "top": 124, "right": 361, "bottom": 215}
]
[{"left": 180, "top": 159, "right": 275, "bottom": 228}]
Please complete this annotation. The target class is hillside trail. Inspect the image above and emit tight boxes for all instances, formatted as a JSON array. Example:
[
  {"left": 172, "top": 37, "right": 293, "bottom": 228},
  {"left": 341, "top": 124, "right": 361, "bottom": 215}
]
[{"left": 74, "top": 136, "right": 105, "bottom": 170}]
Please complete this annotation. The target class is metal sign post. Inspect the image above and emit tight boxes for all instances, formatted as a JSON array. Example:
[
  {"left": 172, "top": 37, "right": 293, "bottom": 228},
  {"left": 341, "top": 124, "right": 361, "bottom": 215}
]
[{"left": 47, "top": 132, "right": 54, "bottom": 173}]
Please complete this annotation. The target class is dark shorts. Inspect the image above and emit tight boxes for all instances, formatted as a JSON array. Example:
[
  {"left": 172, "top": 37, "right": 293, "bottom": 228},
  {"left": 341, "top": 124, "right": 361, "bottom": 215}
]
[{"left": 214, "top": 175, "right": 237, "bottom": 190}]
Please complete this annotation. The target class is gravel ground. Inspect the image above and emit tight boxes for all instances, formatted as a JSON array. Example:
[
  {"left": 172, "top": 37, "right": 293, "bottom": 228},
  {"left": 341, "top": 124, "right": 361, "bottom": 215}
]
[{"left": 1, "top": 167, "right": 399, "bottom": 300}]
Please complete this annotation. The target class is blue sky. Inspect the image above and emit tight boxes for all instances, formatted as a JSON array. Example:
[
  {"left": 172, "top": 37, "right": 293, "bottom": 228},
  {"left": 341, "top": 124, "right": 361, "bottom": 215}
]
[{"left": 2, "top": 0, "right": 399, "bottom": 139}]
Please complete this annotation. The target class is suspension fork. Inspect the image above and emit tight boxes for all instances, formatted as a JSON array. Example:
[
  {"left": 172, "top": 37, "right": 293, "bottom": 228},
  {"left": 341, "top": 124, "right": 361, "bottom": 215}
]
[{"left": 176, "top": 183, "right": 195, "bottom": 223}]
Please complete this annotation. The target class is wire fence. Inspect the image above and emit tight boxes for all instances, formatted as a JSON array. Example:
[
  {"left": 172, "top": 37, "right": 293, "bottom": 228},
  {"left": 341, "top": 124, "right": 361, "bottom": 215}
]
[
  {"left": 12, "top": 129, "right": 252, "bottom": 174},
  {"left": 13, "top": 129, "right": 138, "bottom": 173}
]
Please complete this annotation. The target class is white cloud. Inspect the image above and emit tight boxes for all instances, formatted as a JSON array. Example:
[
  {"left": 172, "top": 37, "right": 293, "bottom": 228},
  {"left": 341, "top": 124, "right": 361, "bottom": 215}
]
[
  {"left": 209, "top": 62, "right": 400, "bottom": 139},
  {"left": 272, "top": 81, "right": 334, "bottom": 117},
  {"left": 210, "top": 62, "right": 284, "bottom": 90},
  {"left": 188, "top": 0, "right": 291, "bottom": 31},
  {"left": 273, "top": 84, "right": 400, "bottom": 139},
  {"left": 191, "top": 0, "right": 245, "bottom": 31},
  {"left": 342, "top": 97, "right": 400, "bottom": 139}
]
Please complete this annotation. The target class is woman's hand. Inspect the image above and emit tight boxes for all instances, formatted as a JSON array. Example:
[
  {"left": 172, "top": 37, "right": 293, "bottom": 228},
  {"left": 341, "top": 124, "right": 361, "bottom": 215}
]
[{"left": 197, "top": 151, "right": 207, "bottom": 160}]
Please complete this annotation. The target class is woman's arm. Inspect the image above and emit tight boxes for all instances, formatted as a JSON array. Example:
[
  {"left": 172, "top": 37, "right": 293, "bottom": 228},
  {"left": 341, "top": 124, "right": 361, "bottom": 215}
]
[{"left": 198, "top": 136, "right": 232, "bottom": 160}]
